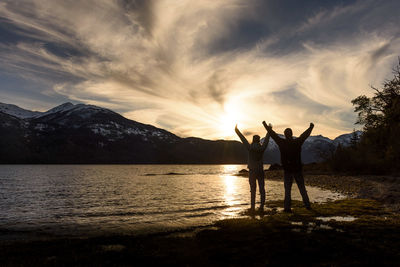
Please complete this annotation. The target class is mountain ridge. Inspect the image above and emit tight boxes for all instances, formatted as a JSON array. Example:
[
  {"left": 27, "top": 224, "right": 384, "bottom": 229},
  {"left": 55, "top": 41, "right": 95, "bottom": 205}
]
[{"left": 0, "top": 102, "right": 360, "bottom": 164}]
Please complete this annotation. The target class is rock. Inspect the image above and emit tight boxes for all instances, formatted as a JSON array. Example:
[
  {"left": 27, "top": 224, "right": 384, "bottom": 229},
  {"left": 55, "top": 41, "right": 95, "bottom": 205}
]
[
  {"left": 268, "top": 164, "right": 282, "bottom": 171},
  {"left": 239, "top": 169, "right": 249, "bottom": 174}
]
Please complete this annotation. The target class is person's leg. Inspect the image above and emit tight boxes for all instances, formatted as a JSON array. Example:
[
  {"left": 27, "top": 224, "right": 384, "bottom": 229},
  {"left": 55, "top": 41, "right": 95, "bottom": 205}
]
[
  {"left": 284, "top": 171, "right": 293, "bottom": 211},
  {"left": 294, "top": 171, "right": 311, "bottom": 209},
  {"left": 283, "top": 171, "right": 293, "bottom": 211},
  {"left": 257, "top": 173, "right": 265, "bottom": 210},
  {"left": 248, "top": 170, "right": 257, "bottom": 211}
]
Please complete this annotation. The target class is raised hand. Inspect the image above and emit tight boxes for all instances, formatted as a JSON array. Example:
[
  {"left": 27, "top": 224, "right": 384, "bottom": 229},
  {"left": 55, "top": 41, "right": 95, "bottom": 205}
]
[
  {"left": 310, "top": 122, "right": 314, "bottom": 128},
  {"left": 262, "top": 121, "right": 271, "bottom": 130}
]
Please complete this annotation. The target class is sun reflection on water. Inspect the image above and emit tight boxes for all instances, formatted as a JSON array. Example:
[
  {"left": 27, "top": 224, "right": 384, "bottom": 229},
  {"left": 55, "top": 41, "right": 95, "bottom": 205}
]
[
  {"left": 224, "top": 175, "right": 236, "bottom": 197},
  {"left": 221, "top": 165, "right": 244, "bottom": 217},
  {"left": 0, "top": 165, "right": 347, "bottom": 236}
]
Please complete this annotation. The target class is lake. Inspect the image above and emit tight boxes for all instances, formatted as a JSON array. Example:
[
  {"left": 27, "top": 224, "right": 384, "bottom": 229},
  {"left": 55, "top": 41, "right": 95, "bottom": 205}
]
[{"left": 0, "top": 165, "right": 345, "bottom": 238}]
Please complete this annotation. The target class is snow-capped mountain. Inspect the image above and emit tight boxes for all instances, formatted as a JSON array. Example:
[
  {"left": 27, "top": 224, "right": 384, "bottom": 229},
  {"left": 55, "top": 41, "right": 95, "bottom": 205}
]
[
  {"left": 333, "top": 131, "right": 363, "bottom": 147},
  {"left": 261, "top": 132, "right": 360, "bottom": 164},
  {"left": 28, "top": 102, "right": 180, "bottom": 143},
  {"left": 39, "top": 102, "right": 76, "bottom": 117},
  {"left": 0, "top": 101, "right": 177, "bottom": 142},
  {"left": 0, "top": 102, "right": 42, "bottom": 119},
  {"left": 0, "top": 102, "right": 244, "bottom": 163},
  {"left": 0, "top": 102, "right": 361, "bottom": 164}
]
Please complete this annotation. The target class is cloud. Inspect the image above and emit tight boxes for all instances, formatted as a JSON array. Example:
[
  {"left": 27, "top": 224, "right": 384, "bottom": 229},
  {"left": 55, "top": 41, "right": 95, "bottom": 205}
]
[
  {"left": 0, "top": 0, "right": 399, "bottom": 139},
  {"left": 119, "top": 0, "right": 155, "bottom": 36},
  {"left": 208, "top": 70, "right": 230, "bottom": 105}
]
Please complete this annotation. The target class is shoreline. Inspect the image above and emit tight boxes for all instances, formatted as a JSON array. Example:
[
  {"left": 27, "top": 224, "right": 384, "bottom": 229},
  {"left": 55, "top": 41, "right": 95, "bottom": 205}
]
[
  {"left": 237, "top": 167, "right": 400, "bottom": 211},
  {"left": 265, "top": 170, "right": 400, "bottom": 212},
  {"left": 1, "top": 172, "right": 400, "bottom": 266}
]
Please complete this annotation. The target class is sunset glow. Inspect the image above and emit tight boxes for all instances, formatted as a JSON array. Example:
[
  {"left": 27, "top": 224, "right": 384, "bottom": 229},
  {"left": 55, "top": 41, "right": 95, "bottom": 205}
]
[{"left": 0, "top": 1, "right": 399, "bottom": 140}]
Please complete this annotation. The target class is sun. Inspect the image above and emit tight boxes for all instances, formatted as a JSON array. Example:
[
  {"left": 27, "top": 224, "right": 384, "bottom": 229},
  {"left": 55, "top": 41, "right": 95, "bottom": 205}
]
[
  {"left": 218, "top": 113, "right": 236, "bottom": 137},
  {"left": 217, "top": 104, "right": 242, "bottom": 138},
  {"left": 216, "top": 98, "right": 244, "bottom": 138}
]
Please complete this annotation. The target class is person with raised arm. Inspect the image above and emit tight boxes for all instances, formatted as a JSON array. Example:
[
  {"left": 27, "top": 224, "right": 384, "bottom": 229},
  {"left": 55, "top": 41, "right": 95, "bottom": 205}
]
[
  {"left": 235, "top": 124, "right": 270, "bottom": 213},
  {"left": 262, "top": 121, "right": 314, "bottom": 212}
]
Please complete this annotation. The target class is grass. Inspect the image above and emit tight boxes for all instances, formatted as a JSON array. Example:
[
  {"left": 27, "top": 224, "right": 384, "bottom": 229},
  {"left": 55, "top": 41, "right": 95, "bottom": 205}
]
[{"left": 1, "top": 198, "right": 399, "bottom": 266}]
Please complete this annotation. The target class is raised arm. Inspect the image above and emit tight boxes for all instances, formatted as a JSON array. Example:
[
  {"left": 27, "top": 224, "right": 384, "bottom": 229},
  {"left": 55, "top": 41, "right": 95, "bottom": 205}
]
[
  {"left": 298, "top": 123, "right": 314, "bottom": 144},
  {"left": 261, "top": 131, "right": 270, "bottom": 151},
  {"left": 235, "top": 125, "right": 250, "bottom": 150},
  {"left": 262, "top": 121, "right": 282, "bottom": 144}
]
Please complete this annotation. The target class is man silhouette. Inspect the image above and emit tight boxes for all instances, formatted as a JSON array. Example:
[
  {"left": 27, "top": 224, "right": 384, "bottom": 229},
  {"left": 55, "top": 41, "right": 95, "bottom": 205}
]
[
  {"left": 263, "top": 121, "right": 314, "bottom": 212},
  {"left": 235, "top": 124, "right": 270, "bottom": 213}
]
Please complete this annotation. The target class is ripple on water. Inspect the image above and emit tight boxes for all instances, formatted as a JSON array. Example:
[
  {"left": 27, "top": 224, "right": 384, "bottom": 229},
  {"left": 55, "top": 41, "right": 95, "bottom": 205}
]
[{"left": 0, "top": 165, "right": 346, "bottom": 237}]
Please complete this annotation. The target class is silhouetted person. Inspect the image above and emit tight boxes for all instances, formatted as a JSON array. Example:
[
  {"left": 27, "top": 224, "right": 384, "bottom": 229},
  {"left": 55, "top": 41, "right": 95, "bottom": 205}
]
[
  {"left": 263, "top": 121, "right": 314, "bottom": 212},
  {"left": 235, "top": 124, "right": 270, "bottom": 213}
]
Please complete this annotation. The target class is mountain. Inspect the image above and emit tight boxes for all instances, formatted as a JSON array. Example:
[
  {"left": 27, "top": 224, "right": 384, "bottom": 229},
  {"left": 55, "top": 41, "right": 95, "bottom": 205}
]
[
  {"left": 0, "top": 102, "right": 42, "bottom": 119},
  {"left": 0, "top": 102, "right": 246, "bottom": 163},
  {"left": 261, "top": 132, "right": 355, "bottom": 165},
  {"left": 0, "top": 102, "right": 360, "bottom": 164},
  {"left": 333, "top": 131, "right": 363, "bottom": 147}
]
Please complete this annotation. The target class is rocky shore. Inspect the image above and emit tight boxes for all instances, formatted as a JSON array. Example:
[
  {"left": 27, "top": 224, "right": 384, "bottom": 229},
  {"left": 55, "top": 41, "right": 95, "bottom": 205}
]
[
  {"left": 237, "top": 166, "right": 400, "bottom": 211},
  {"left": 267, "top": 169, "right": 400, "bottom": 212}
]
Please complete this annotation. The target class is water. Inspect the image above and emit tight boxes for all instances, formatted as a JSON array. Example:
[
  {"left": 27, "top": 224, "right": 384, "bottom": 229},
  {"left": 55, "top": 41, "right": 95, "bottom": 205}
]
[
  {"left": 0, "top": 165, "right": 345, "bottom": 237},
  {"left": 316, "top": 216, "right": 356, "bottom": 222}
]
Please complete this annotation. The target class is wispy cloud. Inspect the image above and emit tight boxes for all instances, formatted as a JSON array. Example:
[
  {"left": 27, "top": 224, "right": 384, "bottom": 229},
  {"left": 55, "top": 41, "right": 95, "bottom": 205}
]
[{"left": 0, "top": 0, "right": 399, "bottom": 139}]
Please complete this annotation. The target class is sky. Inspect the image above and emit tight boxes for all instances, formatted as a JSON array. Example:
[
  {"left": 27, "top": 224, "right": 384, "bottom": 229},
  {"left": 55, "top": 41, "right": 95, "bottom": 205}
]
[{"left": 0, "top": 0, "right": 399, "bottom": 140}]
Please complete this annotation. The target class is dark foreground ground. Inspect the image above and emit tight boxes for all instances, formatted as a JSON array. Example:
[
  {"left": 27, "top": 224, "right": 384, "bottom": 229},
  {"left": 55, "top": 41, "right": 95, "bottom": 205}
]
[
  {"left": 1, "top": 172, "right": 400, "bottom": 266},
  {"left": 1, "top": 199, "right": 399, "bottom": 266}
]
